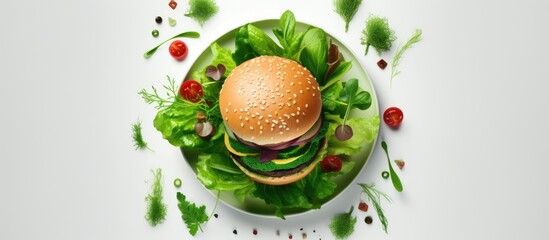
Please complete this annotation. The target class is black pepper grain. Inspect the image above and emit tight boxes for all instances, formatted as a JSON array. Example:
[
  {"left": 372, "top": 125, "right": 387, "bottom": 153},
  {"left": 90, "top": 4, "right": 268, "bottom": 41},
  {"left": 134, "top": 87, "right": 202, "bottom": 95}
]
[
  {"left": 233, "top": 229, "right": 238, "bottom": 235},
  {"left": 213, "top": 213, "right": 218, "bottom": 218},
  {"left": 365, "top": 216, "right": 373, "bottom": 224},
  {"left": 155, "top": 16, "right": 163, "bottom": 24}
]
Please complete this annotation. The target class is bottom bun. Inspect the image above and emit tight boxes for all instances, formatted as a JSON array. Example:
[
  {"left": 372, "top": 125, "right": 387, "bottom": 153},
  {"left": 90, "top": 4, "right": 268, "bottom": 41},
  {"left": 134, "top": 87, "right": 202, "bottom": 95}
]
[{"left": 231, "top": 141, "right": 328, "bottom": 185}]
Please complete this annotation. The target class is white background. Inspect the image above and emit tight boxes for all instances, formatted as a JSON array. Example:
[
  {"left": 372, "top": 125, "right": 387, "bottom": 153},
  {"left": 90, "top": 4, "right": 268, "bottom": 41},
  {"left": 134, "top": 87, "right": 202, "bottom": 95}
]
[{"left": 1, "top": 0, "right": 549, "bottom": 239}]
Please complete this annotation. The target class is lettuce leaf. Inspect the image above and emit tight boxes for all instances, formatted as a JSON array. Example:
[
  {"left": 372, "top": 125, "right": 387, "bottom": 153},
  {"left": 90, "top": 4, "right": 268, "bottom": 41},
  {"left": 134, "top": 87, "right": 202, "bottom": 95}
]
[
  {"left": 196, "top": 153, "right": 255, "bottom": 192},
  {"left": 326, "top": 114, "right": 380, "bottom": 155},
  {"left": 300, "top": 27, "right": 328, "bottom": 84},
  {"left": 233, "top": 24, "right": 260, "bottom": 65},
  {"left": 210, "top": 43, "right": 236, "bottom": 77}
]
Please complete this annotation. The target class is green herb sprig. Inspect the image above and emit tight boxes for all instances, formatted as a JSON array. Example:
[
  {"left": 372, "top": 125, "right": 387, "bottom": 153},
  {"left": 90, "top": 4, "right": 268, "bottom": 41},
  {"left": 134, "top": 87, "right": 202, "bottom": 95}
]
[
  {"left": 185, "top": 0, "right": 219, "bottom": 26},
  {"left": 335, "top": 78, "right": 372, "bottom": 141},
  {"left": 334, "top": 0, "right": 363, "bottom": 32},
  {"left": 360, "top": 15, "right": 396, "bottom": 55},
  {"left": 145, "top": 169, "right": 168, "bottom": 226},
  {"left": 329, "top": 206, "right": 357, "bottom": 239},
  {"left": 381, "top": 141, "right": 403, "bottom": 192},
  {"left": 176, "top": 191, "right": 220, "bottom": 236},
  {"left": 391, "top": 29, "right": 422, "bottom": 86},
  {"left": 144, "top": 31, "right": 200, "bottom": 59},
  {"left": 132, "top": 120, "right": 152, "bottom": 151},
  {"left": 358, "top": 183, "right": 391, "bottom": 233}
]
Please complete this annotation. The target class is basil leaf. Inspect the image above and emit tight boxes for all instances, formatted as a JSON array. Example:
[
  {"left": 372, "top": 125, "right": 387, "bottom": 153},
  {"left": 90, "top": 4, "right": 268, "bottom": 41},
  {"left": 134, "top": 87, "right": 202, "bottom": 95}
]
[
  {"left": 233, "top": 25, "right": 260, "bottom": 65},
  {"left": 353, "top": 91, "right": 371, "bottom": 110},
  {"left": 300, "top": 27, "right": 328, "bottom": 84},
  {"left": 247, "top": 24, "right": 284, "bottom": 56}
]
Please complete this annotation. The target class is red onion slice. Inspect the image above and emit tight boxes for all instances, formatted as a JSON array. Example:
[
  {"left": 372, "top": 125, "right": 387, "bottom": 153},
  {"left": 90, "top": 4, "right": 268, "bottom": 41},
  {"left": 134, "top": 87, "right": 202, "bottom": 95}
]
[{"left": 292, "top": 117, "right": 323, "bottom": 146}]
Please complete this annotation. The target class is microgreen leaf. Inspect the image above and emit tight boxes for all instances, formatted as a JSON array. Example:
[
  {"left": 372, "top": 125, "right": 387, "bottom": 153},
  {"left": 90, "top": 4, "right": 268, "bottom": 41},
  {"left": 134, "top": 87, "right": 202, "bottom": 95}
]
[
  {"left": 391, "top": 29, "right": 422, "bottom": 86},
  {"left": 335, "top": 78, "right": 371, "bottom": 141},
  {"left": 381, "top": 141, "right": 403, "bottom": 192}
]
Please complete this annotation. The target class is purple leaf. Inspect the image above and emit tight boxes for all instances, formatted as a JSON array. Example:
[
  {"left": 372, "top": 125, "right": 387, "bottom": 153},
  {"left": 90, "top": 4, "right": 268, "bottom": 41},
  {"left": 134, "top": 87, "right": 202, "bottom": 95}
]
[
  {"left": 205, "top": 65, "right": 221, "bottom": 80},
  {"left": 217, "top": 64, "right": 226, "bottom": 77},
  {"left": 335, "top": 125, "right": 353, "bottom": 141}
]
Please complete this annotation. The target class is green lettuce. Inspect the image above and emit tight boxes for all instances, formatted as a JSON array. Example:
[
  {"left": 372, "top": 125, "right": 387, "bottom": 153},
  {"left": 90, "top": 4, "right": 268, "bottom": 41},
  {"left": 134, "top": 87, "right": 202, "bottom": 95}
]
[
  {"left": 326, "top": 114, "right": 380, "bottom": 155},
  {"left": 300, "top": 27, "right": 328, "bottom": 84}
]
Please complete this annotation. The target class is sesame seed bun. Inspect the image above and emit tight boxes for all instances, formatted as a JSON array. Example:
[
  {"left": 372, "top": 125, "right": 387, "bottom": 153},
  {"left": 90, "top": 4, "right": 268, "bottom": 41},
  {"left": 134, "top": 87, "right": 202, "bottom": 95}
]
[{"left": 219, "top": 56, "right": 322, "bottom": 146}]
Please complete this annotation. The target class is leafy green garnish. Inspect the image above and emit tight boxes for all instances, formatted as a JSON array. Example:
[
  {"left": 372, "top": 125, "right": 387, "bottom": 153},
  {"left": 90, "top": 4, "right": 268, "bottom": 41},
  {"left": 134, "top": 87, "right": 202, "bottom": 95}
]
[
  {"left": 358, "top": 183, "right": 391, "bottom": 233},
  {"left": 273, "top": 10, "right": 305, "bottom": 60},
  {"left": 138, "top": 75, "right": 178, "bottom": 110},
  {"left": 333, "top": 0, "right": 363, "bottom": 32},
  {"left": 144, "top": 31, "right": 200, "bottom": 59},
  {"left": 335, "top": 78, "right": 372, "bottom": 140},
  {"left": 391, "top": 29, "right": 423, "bottom": 85},
  {"left": 233, "top": 25, "right": 261, "bottom": 65},
  {"left": 360, "top": 15, "right": 396, "bottom": 55},
  {"left": 145, "top": 169, "right": 167, "bottom": 226},
  {"left": 381, "top": 141, "right": 403, "bottom": 192},
  {"left": 326, "top": 114, "right": 379, "bottom": 156},
  {"left": 329, "top": 206, "right": 357, "bottom": 239},
  {"left": 299, "top": 27, "right": 328, "bottom": 84},
  {"left": 176, "top": 191, "right": 220, "bottom": 236},
  {"left": 184, "top": 0, "right": 219, "bottom": 26},
  {"left": 132, "top": 120, "right": 152, "bottom": 151}
]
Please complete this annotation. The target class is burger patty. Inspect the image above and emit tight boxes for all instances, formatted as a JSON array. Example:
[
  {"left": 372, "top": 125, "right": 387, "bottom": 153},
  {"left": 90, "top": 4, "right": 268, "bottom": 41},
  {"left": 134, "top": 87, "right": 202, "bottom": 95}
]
[{"left": 231, "top": 138, "right": 326, "bottom": 177}]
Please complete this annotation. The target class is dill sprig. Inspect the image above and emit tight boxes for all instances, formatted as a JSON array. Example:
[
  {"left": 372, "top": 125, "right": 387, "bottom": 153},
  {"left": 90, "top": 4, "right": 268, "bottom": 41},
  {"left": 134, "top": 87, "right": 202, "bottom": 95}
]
[
  {"left": 184, "top": 0, "right": 219, "bottom": 26},
  {"left": 145, "top": 169, "right": 168, "bottom": 226},
  {"left": 334, "top": 0, "right": 363, "bottom": 32},
  {"left": 391, "top": 29, "right": 423, "bottom": 86},
  {"left": 360, "top": 15, "right": 396, "bottom": 55},
  {"left": 329, "top": 206, "right": 357, "bottom": 239},
  {"left": 138, "top": 75, "right": 178, "bottom": 110},
  {"left": 358, "top": 183, "right": 391, "bottom": 233},
  {"left": 132, "top": 120, "right": 152, "bottom": 151}
]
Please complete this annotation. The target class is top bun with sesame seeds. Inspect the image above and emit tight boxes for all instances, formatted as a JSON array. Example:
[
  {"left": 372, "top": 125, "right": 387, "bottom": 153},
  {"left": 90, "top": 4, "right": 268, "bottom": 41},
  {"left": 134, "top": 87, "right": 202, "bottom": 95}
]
[{"left": 219, "top": 56, "right": 322, "bottom": 146}]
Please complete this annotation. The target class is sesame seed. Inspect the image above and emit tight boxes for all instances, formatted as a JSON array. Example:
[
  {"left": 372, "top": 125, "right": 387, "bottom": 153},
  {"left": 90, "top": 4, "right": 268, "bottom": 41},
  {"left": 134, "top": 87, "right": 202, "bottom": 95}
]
[
  {"left": 249, "top": 126, "right": 254, "bottom": 130},
  {"left": 305, "top": 104, "right": 309, "bottom": 108},
  {"left": 241, "top": 123, "right": 244, "bottom": 127},
  {"left": 225, "top": 108, "right": 228, "bottom": 113}
]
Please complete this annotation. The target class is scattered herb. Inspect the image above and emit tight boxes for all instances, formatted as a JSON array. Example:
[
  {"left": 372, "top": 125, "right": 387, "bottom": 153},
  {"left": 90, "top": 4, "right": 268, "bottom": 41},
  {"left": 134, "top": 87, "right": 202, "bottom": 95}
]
[
  {"left": 169, "top": 0, "right": 178, "bottom": 10},
  {"left": 184, "top": 0, "right": 219, "bottom": 26},
  {"left": 174, "top": 178, "right": 182, "bottom": 188},
  {"left": 381, "top": 171, "right": 389, "bottom": 179},
  {"left": 377, "top": 59, "right": 387, "bottom": 69},
  {"left": 381, "top": 141, "right": 403, "bottom": 192},
  {"left": 391, "top": 29, "right": 422, "bottom": 85},
  {"left": 132, "top": 120, "right": 152, "bottom": 151},
  {"left": 335, "top": 78, "right": 372, "bottom": 141},
  {"left": 155, "top": 16, "right": 163, "bottom": 24},
  {"left": 358, "top": 183, "right": 391, "bottom": 233},
  {"left": 334, "top": 0, "right": 363, "bottom": 32},
  {"left": 168, "top": 17, "right": 177, "bottom": 26},
  {"left": 329, "top": 206, "right": 357, "bottom": 239},
  {"left": 138, "top": 75, "right": 179, "bottom": 109},
  {"left": 365, "top": 216, "right": 373, "bottom": 224},
  {"left": 176, "top": 190, "right": 220, "bottom": 236},
  {"left": 145, "top": 169, "right": 168, "bottom": 226},
  {"left": 151, "top": 29, "right": 159, "bottom": 38},
  {"left": 360, "top": 15, "right": 396, "bottom": 55},
  {"left": 144, "top": 31, "right": 200, "bottom": 59}
]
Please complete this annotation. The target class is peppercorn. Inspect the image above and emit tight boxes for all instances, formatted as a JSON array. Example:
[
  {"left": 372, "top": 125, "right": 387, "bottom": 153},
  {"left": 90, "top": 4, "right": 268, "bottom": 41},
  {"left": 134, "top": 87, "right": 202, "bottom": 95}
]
[
  {"left": 365, "top": 216, "right": 373, "bottom": 224},
  {"left": 155, "top": 16, "right": 163, "bottom": 24}
]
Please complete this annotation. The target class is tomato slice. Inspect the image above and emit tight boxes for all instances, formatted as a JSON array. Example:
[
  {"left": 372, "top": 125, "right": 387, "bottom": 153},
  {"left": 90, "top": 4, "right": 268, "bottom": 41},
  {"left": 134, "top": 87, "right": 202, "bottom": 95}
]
[
  {"left": 179, "top": 80, "right": 203, "bottom": 103},
  {"left": 169, "top": 40, "right": 188, "bottom": 61},
  {"left": 383, "top": 107, "right": 404, "bottom": 128}
]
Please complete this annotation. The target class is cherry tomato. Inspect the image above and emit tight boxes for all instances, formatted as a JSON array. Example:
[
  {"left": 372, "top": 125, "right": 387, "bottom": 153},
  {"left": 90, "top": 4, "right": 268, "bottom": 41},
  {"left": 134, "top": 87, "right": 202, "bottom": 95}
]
[
  {"left": 383, "top": 107, "right": 404, "bottom": 128},
  {"left": 169, "top": 40, "right": 188, "bottom": 61},
  {"left": 179, "top": 80, "right": 203, "bottom": 103},
  {"left": 320, "top": 155, "right": 342, "bottom": 173}
]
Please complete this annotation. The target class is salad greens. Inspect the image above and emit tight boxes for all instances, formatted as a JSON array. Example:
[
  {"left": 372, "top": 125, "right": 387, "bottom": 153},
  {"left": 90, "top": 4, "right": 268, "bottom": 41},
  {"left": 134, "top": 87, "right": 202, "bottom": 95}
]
[
  {"left": 144, "top": 10, "right": 380, "bottom": 218},
  {"left": 335, "top": 78, "right": 372, "bottom": 140},
  {"left": 184, "top": 0, "right": 219, "bottom": 26},
  {"left": 145, "top": 169, "right": 167, "bottom": 226},
  {"left": 358, "top": 183, "right": 391, "bottom": 233},
  {"left": 329, "top": 206, "right": 357, "bottom": 239},
  {"left": 391, "top": 29, "right": 423, "bottom": 85}
]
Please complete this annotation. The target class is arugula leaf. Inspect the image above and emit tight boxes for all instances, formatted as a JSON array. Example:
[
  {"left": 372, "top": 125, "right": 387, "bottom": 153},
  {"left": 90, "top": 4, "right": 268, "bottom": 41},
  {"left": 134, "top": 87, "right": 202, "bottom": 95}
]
[
  {"left": 176, "top": 192, "right": 209, "bottom": 236},
  {"left": 300, "top": 27, "right": 328, "bottom": 84}
]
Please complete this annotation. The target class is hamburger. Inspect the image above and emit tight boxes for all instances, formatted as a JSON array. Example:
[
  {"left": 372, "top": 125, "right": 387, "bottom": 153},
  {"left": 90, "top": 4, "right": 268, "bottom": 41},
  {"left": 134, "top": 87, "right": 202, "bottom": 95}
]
[{"left": 219, "top": 55, "right": 327, "bottom": 185}]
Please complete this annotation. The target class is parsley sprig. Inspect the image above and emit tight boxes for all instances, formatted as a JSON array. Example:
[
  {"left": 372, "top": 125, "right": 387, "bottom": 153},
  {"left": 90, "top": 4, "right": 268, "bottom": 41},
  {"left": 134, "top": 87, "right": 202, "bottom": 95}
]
[{"left": 176, "top": 191, "right": 220, "bottom": 236}]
